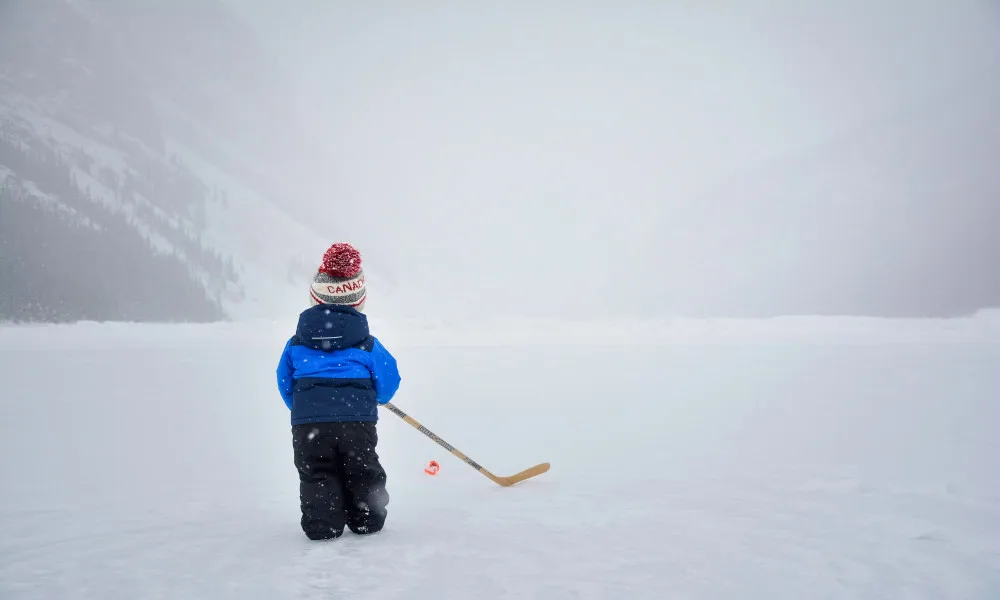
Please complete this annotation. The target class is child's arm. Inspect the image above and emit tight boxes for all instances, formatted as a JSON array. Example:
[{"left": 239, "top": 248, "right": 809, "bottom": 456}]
[
  {"left": 276, "top": 338, "right": 295, "bottom": 410},
  {"left": 369, "top": 337, "right": 401, "bottom": 404}
]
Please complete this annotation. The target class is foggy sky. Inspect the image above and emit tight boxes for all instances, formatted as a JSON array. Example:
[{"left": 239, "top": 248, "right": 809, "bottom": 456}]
[{"left": 198, "top": 2, "right": 1000, "bottom": 317}]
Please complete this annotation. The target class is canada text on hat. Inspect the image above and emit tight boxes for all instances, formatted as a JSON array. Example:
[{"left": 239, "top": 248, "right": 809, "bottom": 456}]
[{"left": 309, "top": 243, "right": 366, "bottom": 309}]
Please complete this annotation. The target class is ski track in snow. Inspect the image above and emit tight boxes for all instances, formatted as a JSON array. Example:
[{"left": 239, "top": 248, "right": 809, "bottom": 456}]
[{"left": 1, "top": 319, "right": 1000, "bottom": 599}]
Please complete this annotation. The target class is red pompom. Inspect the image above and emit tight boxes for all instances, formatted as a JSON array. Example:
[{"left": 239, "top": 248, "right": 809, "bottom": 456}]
[{"left": 319, "top": 243, "right": 362, "bottom": 277}]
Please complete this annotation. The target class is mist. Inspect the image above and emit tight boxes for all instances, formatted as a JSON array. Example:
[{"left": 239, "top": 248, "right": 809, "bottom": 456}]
[
  {"left": 3, "top": 1, "right": 1000, "bottom": 322},
  {"left": 231, "top": 0, "right": 1000, "bottom": 319}
]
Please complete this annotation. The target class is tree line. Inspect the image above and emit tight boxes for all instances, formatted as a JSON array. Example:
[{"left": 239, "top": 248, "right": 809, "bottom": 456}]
[{"left": 0, "top": 132, "right": 229, "bottom": 322}]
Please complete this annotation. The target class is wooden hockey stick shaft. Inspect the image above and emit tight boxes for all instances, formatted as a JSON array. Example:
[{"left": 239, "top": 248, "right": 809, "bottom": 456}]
[{"left": 382, "top": 402, "right": 550, "bottom": 487}]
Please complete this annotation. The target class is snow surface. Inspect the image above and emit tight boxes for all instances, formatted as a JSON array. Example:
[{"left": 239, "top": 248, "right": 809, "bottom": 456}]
[{"left": 2, "top": 315, "right": 1000, "bottom": 599}]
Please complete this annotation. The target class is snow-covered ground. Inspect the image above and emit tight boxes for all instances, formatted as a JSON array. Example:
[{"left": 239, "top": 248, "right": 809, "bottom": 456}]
[{"left": 2, "top": 315, "right": 999, "bottom": 599}]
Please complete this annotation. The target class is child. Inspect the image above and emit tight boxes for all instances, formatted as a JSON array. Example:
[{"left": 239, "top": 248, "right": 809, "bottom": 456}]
[{"left": 276, "top": 243, "right": 401, "bottom": 541}]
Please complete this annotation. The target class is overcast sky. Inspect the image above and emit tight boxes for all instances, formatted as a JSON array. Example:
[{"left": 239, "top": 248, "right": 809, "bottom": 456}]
[{"left": 225, "top": 1, "right": 1000, "bottom": 318}]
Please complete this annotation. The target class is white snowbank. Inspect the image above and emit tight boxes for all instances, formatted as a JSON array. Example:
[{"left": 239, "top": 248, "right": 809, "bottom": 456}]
[{"left": 3, "top": 309, "right": 999, "bottom": 350}]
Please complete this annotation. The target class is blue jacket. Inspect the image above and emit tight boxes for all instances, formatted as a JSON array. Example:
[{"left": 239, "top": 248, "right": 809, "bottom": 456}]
[{"left": 276, "top": 304, "right": 401, "bottom": 425}]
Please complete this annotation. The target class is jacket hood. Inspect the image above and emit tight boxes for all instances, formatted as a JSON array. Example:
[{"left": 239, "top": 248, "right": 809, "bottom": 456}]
[{"left": 295, "top": 304, "right": 370, "bottom": 351}]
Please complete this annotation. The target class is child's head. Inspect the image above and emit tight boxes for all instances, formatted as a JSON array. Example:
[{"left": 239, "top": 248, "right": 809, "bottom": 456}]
[{"left": 309, "top": 243, "right": 367, "bottom": 312}]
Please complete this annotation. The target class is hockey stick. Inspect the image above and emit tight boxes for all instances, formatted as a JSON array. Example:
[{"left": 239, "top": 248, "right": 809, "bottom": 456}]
[{"left": 382, "top": 402, "right": 550, "bottom": 487}]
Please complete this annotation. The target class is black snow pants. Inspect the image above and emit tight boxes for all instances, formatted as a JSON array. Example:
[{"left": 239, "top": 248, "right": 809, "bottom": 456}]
[{"left": 291, "top": 421, "right": 389, "bottom": 540}]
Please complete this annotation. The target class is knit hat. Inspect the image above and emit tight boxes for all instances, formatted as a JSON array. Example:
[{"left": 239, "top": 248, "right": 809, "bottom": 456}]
[{"left": 309, "top": 243, "right": 367, "bottom": 311}]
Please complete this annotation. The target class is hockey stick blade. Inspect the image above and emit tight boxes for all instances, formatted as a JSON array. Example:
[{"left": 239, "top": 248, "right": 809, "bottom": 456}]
[
  {"left": 487, "top": 462, "right": 551, "bottom": 487},
  {"left": 383, "top": 402, "right": 550, "bottom": 487}
]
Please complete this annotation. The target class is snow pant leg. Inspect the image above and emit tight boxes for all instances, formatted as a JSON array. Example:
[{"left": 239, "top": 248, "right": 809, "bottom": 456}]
[
  {"left": 337, "top": 422, "right": 389, "bottom": 535},
  {"left": 292, "top": 424, "right": 347, "bottom": 540}
]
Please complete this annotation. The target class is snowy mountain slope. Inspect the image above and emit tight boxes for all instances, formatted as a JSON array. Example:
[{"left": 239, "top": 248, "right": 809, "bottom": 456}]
[
  {"left": 0, "top": 160, "right": 93, "bottom": 226},
  {"left": 0, "top": 0, "right": 337, "bottom": 321},
  {"left": 1, "top": 316, "right": 999, "bottom": 598}
]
